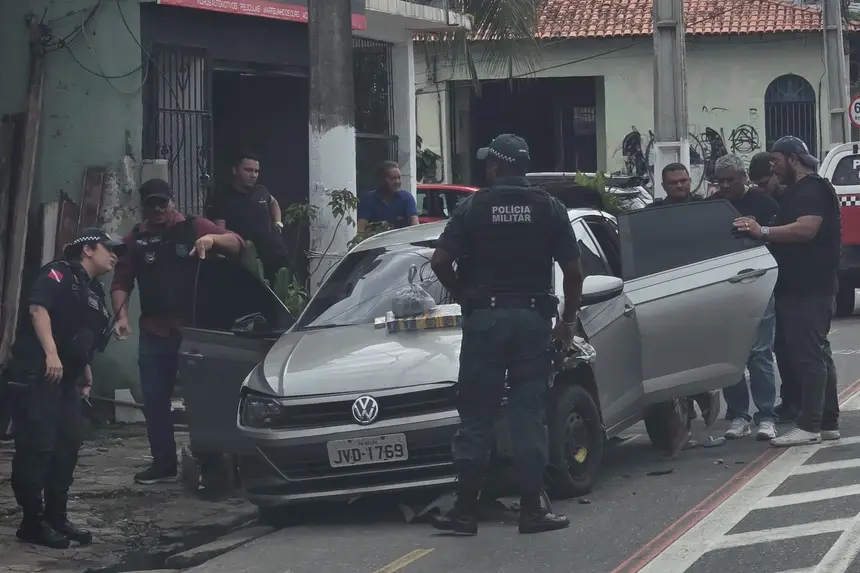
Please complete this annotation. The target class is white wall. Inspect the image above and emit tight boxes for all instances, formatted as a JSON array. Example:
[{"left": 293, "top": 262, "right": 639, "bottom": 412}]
[{"left": 417, "top": 33, "right": 830, "bottom": 189}]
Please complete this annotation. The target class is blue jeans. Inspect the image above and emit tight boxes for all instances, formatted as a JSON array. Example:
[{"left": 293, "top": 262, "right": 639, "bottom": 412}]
[
  {"left": 723, "top": 295, "right": 776, "bottom": 424},
  {"left": 139, "top": 331, "right": 181, "bottom": 470}
]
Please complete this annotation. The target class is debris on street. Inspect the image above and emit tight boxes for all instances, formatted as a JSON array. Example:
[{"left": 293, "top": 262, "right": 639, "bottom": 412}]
[{"left": 0, "top": 425, "right": 258, "bottom": 573}]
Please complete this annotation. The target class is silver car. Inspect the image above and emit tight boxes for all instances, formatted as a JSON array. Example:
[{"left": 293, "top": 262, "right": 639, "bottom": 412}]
[{"left": 178, "top": 199, "right": 776, "bottom": 517}]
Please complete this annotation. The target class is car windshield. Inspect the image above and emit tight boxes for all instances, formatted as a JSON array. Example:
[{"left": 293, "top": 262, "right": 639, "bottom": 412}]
[{"left": 295, "top": 244, "right": 452, "bottom": 330}]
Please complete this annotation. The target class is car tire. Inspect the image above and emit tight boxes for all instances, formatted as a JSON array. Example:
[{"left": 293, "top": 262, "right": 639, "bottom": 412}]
[
  {"left": 644, "top": 399, "right": 691, "bottom": 452},
  {"left": 547, "top": 384, "right": 604, "bottom": 499},
  {"left": 836, "top": 282, "right": 856, "bottom": 317}
]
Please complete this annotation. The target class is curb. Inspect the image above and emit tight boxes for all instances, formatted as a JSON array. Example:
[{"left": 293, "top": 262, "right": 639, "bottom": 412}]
[{"left": 163, "top": 525, "right": 276, "bottom": 569}]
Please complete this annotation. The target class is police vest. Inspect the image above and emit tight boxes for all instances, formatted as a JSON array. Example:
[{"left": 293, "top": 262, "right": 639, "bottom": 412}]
[
  {"left": 132, "top": 218, "right": 199, "bottom": 319},
  {"left": 460, "top": 185, "right": 556, "bottom": 296}
]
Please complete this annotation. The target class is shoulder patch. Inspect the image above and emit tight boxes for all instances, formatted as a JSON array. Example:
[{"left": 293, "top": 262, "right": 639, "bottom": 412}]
[{"left": 47, "top": 268, "right": 64, "bottom": 283}]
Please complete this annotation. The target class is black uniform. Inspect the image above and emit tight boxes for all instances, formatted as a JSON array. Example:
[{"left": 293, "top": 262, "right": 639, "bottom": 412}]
[
  {"left": 432, "top": 134, "right": 580, "bottom": 536},
  {"left": 9, "top": 257, "right": 111, "bottom": 547},
  {"left": 647, "top": 193, "right": 703, "bottom": 207}
]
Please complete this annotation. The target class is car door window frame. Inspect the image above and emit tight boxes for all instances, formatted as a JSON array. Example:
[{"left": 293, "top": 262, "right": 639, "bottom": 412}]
[
  {"left": 619, "top": 200, "right": 759, "bottom": 281},
  {"left": 583, "top": 215, "right": 622, "bottom": 278},
  {"left": 572, "top": 220, "right": 611, "bottom": 278}
]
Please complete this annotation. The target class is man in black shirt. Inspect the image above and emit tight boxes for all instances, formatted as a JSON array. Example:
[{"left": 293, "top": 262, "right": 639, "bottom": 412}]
[
  {"left": 748, "top": 152, "right": 785, "bottom": 199},
  {"left": 733, "top": 136, "right": 841, "bottom": 447},
  {"left": 206, "top": 152, "right": 288, "bottom": 281},
  {"left": 710, "top": 154, "right": 779, "bottom": 441},
  {"left": 648, "top": 163, "right": 703, "bottom": 207}
]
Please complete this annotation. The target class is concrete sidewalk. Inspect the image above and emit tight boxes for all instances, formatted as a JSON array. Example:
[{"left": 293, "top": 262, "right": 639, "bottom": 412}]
[{"left": 0, "top": 425, "right": 257, "bottom": 573}]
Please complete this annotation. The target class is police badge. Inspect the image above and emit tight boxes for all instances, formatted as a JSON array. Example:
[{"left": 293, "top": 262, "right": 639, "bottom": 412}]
[{"left": 144, "top": 252, "right": 156, "bottom": 264}]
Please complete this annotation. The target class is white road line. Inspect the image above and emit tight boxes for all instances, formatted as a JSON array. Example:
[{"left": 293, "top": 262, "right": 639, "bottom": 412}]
[
  {"left": 715, "top": 518, "right": 851, "bottom": 549},
  {"left": 840, "top": 391, "right": 860, "bottom": 412},
  {"left": 818, "top": 435, "right": 860, "bottom": 447},
  {"left": 755, "top": 484, "right": 860, "bottom": 509},
  {"left": 794, "top": 458, "right": 860, "bottom": 475},
  {"left": 815, "top": 513, "right": 860, "bottom": 573}
]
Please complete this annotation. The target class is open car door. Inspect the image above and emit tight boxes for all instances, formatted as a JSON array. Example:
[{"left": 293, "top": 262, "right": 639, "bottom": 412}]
[
  {"left": 179, "top": 257, "right": 294, "bottom": 457},
  {"left": 560, "top": 220, "right": 643, "bottom": 434},
  {"left": 617, "top": 199, "right": 777, "bottom": 404}
]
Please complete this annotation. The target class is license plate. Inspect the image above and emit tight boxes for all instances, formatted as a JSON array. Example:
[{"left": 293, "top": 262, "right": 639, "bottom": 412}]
[{"left": 326, "top": 433, "right": 409, "bottom": 468}]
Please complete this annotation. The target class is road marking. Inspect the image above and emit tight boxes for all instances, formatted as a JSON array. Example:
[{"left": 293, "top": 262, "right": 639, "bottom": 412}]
[
  {"left": 841, "top": 390, "right": 860, "bottom": 411},
  {"left": 755, "top": 484, "right": 860, "bottom": 509},
  {"left": 613, "top": 379, "right": 860, "bottom": 573},
  {"left": 794, "top": 458, "right": 860, "bottom": 475},
  {"left": 372, "top": 549, "right": 434, "bottom": 573},
  {"left": 714, "top": 518, "right": 853, "bottom": 549}
]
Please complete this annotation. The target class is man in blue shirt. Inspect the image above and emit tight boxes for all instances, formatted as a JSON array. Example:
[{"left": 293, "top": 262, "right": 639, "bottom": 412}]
[{"left": 357, "top": 161, "right": 419, "bottom": 232}]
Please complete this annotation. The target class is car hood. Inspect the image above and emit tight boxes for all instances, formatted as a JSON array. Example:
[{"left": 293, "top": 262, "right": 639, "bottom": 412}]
[{"left": 248, "top": 323, "right": 463, "bottom": 398}]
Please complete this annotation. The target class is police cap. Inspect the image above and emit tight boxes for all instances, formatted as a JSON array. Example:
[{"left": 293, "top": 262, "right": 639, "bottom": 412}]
[
  {"left": 477, "top": 134, "right": 531, "bottom": 166},
  {"left": 64, "top": 227, "right": 126, "bottom": 258}
]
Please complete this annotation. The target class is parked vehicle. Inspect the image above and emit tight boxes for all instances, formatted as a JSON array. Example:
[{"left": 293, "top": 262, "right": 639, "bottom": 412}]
[
  {"left": 818, "top": 143, "right": 860, "bottom": 316},
  {"left": 416, "top": 183, "right": 478, "bottom": 223},
  {"left": 526, "top": 172, "right": 653, "bottom": 211},
  {"left": 176, "top": 199, "right": 776, "bottom": 518}
]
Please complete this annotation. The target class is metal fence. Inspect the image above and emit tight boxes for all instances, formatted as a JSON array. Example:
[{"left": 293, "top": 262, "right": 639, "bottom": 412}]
[
  {"left": 763, "top": 74, "right": 818, "bottom": 157},
  {"left": 353, "top": 37, "right": 398, "bottom": 195},
  {"left": 142, "top": 44, "right": 213, "bottom": 215}
]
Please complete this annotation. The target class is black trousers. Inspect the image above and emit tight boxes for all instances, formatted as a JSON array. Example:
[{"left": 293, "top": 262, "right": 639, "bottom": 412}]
[
  {"left": 774, "top": 294, "right": 840, "bottom": 433},
  {"left": 10, "top": 372, "right": 82, "bottom": 522}
]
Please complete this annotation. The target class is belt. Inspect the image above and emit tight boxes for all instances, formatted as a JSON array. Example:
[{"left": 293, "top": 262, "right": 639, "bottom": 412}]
[{"left": 464, "top": 294, "right": 555, "bottom": 312}]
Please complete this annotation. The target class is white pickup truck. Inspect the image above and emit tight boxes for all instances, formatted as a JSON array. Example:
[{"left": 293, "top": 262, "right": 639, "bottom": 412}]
[{"left": 819, "top": 143, "right": 860, "bottom": 316}]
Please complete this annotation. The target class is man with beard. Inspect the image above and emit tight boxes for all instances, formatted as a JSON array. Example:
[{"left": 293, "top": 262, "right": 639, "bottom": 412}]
[
  {"left": 733, "top": 136, "right": 841, "bottom": 446},
  {"left": 206, "top": 152, "right": 288, "bottom": 281},
  {"left": 710, "top": 154, "right": 779, "bottom": 441}
]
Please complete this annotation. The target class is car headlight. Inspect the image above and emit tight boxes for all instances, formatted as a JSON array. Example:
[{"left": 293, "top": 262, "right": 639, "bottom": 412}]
[{"left": 240, "top": 393, "right": 284, "bottom": 428}]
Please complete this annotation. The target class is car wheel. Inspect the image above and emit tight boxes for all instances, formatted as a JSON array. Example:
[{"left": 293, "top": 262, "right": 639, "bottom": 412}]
[
  {"left": 547, "top": 384, "right": 604, "bottom": 499},
  {"left": 644, "top": 399, "right": 691, "bottom": 452},
  {"left": 836, "top": 282, "right": 856, "bottom": 317}
]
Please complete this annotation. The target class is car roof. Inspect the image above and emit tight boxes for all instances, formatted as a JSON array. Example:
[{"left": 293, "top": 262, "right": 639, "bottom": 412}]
[{"left": 351, "top": 207, "right": 611, "bottom": 253}]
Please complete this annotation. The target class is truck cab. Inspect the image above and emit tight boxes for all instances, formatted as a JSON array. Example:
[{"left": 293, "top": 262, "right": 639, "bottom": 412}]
[{"left": 819, "top": 142, "right": 860, "bottom": 316}]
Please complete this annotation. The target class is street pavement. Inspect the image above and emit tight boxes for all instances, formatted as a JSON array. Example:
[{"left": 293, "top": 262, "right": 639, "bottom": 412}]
[{"left": 185, "top": 314, "right": 860, "bottom": 573}]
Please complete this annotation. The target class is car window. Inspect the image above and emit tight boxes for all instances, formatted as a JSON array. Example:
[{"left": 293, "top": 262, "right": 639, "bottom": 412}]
[
  {"left": 618, "top": 200, "right": 758, "bottom": 281},
  {"left": 830, "top": 155, "right": 860, "bottom": 186},
  {"left": 584, "top": 217, "right": 622, "bottom": 278},
  {"left": 572, "top": 221, "right": 610, "bottom": 277},
  {"left": 417, "top": 189, "right": 430, "bottom": 216},
  {"left": 192, "top": 258, "right": 294, "bottom": 332},
  {"left": 296, "top": 245, "right": 453, "bottom": 329}
]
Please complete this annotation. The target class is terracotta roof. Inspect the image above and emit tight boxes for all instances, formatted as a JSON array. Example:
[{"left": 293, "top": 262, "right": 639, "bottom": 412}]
[{"left": 536, "top": 0, "right": 834, "bottom": 39}]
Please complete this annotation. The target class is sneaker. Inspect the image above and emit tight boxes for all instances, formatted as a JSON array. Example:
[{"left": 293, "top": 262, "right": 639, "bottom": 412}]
[
  {"left": 725, "top": 418, "right": 751, "bottom": 439},
  {"left": 756, "top": 420, "right": 777, "bottom": 441},
  {"left": 821, "top": 429, "right": 841, "bottom": 441},
  {"left": 134, "top": 464, "right": 178, "bottom": 485},
  {"left": 770, "top": 427, "right": 821, "bottom": 447}
]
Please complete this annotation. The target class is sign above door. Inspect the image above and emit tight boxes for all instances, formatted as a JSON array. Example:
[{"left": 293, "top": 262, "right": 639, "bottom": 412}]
[{"left": 157, "top": 0, "right": 367, "bottom": 30}]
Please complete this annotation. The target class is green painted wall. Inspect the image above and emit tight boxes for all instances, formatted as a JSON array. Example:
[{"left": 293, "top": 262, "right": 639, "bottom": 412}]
[{"left": 0, "top": 0, "right": 145, "bottom": 399}]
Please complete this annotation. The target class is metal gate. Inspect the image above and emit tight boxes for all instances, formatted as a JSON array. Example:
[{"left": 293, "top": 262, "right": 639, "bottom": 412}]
[
  {"left": 764, "top": 73, "right": 817, "bottom": 156},
  {"left": 353, "top": 37, "right": 398, "bottom": 194},
  {"left": 143, "top": 44, "right": 213, "bottom": 215}
]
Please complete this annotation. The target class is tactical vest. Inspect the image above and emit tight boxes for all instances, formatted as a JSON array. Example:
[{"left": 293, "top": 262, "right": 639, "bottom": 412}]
[
  {"left": 460, "top": 185, "right": 556, "bottom": 296},
  {"left": 132, "top": 218, "right": 199, "bottom": 319}
]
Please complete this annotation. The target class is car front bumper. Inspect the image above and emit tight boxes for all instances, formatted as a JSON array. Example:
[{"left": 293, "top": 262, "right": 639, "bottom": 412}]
[{"left": 238, "top": 409, "right": 460, "bottom": 507}]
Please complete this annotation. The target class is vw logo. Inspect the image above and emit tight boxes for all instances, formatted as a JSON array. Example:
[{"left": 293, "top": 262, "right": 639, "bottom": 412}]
[{"left": 352, "top": 395, "right": 379, "bottom": 425}]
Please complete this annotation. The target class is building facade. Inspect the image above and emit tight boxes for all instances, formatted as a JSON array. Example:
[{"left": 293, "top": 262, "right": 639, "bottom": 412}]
[{"left": 416, "top": 0, "right": 852, "bottom": 193}]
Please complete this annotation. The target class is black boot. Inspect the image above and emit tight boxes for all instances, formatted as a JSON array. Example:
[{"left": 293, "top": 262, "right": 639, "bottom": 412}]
[
  {"left": 45, "top": 496, "right": 93, "bottom": 545},
  {"left": 16, "top": 517, "right": 70, "bottom": 549},
  {"left": 518, "top": 493, "right": 570, "bottom": 535},
  {"left": 430, "top": 462, "right": 481, "bottom": 535}
]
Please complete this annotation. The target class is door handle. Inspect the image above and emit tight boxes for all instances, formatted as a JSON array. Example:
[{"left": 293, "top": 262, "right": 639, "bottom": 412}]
[
  {"left": 623, "top": 304, "right": 635, "bottom": 317},
  {"left": 180, "top": 351, "right": 204, "bottom": 361},
  {"left": 727, "top": 268, "right": 767, "bottom": 283}
]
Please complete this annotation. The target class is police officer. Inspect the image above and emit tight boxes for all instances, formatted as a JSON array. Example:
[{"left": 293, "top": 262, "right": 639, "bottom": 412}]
[
  {"left": 648, "top": 163, "right": 703, "bottom": 207},
  {"left": 111, "top": 178, "right": 243, "bottom": 484},
  {"left": 9, "top": 228, "right": 123, "bottom": 548},
  {"left": 429, "top": 134, "right": 583, "bottom": 535}
]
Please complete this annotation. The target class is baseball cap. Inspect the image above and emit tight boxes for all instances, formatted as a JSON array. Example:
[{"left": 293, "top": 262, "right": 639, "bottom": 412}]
[
  {"left": 476, "top": 134, "right": 531, "bottom": 165},
  {"left": 139, "top": 178, "right": 174, "bottom": 202},
  {"left": 65, "top": 227, "right": 126, "bottom": 255},
  {"left": 771, "top": 136, "right": 819, "bottom": 169}
]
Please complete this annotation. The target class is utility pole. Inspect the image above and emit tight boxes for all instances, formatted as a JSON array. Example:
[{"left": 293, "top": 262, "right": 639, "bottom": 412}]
[
  {"left": 823, "top": 0, "right": 850, "bottom": 149},
  {"left": 308, "top": 0, "right": 357, "bottom": 294},
  {"left": 652, "top": 0, "right": 689, "bottom": 199}
]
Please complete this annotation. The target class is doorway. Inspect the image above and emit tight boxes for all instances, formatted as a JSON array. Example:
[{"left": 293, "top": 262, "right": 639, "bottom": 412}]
[{"left": 212, "top": 69, "right": 309, "bottom": 207}]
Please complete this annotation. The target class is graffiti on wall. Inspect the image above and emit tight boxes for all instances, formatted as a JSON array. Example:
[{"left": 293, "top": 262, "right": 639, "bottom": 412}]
[{"left": 615, "top": 107, "right": 762, "bottom": 193}]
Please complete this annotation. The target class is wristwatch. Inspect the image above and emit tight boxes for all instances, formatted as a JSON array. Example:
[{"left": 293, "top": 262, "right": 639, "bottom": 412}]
[{"left": 760, "top": 226, "right": 770, "bottom": 240}]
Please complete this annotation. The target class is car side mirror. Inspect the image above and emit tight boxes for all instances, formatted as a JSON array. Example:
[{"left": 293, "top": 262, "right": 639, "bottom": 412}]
[{"left": 581, "top": 275, "right": 624, "bottom": 306}]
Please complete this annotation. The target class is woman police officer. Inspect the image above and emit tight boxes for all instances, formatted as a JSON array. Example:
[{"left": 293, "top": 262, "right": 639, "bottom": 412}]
[{"left": 8, "top": 227, "right": 123, "bottom": 549}]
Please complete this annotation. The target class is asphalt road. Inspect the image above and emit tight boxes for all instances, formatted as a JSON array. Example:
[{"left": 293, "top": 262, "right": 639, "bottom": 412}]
[{"left": 185, "top": 313, "right": 860, "bottom": 573}]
